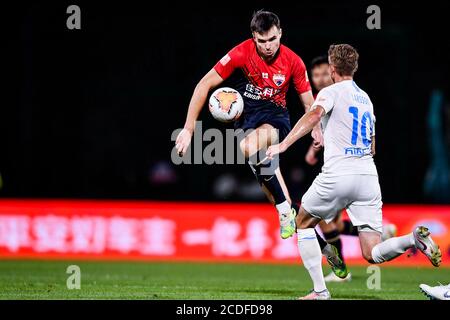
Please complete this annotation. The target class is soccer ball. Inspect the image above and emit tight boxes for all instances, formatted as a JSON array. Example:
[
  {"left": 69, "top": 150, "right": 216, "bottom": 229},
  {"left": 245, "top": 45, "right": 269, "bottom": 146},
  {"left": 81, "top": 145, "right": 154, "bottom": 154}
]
[{"left": 208, "top": 87, "right": 244, "bottom": 123}]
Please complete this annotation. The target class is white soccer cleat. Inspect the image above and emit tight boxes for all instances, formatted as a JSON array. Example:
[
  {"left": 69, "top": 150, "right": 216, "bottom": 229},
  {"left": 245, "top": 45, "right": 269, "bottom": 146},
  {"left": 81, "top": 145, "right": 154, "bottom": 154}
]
[
  {"left": 297, "top": 289, "right": 331, "bottom": 300},
  {"left": 324, "top": 271, "right": 352, "bottom": 283},
  {"left": 413, "top": 226, "right": 442, "bottom": 267},
  {"left": 419, "top": 283, "right": 450, "bottom": 300}
]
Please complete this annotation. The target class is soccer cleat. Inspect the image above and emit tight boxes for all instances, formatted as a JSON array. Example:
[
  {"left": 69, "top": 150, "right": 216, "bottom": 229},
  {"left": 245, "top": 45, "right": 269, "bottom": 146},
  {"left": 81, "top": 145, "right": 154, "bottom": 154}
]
[
  {"left": 413, "top": 226, "right": 442, "bottom": 267},
  {"left": 419, "top": 283, "right": 450, "bottom": 300},
  {"left": 324, "top": 271, "right": 352, "bottom": 283},
  {"left": 324, "top": 244, "right": 349, "bottom": 279},
  {"left": 280, "top": 208, "right": 296, "bottom": 239},
  {"left": 297, "top": 289, "right": 331, "bottom": 300}
]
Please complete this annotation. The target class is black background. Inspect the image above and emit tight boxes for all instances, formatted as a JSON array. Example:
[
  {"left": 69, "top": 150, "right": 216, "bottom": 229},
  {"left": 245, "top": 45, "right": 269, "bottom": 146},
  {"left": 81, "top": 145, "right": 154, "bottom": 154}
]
[{"left": 3, "top": 1, "right": 450, "bottom": 203}]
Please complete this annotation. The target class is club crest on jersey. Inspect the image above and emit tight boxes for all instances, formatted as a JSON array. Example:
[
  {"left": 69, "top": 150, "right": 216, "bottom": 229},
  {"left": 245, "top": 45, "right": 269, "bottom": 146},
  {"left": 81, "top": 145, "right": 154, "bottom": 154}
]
[{"left": 273, "top": 73, "right": 285, "bottom": 86}]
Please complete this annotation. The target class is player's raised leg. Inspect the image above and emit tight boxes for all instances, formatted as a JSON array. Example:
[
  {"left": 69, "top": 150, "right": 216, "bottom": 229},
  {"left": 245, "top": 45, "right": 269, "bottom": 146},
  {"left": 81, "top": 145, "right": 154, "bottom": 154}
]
[
  {"left": 359, "top": 225, "right": 442, "bottom": 267},
  {"left": 338, "top": 216, "right": 397, "bottom": 241},
  {"left": 239, "top": 123, "right": 296, "bottom": 239},
  {"left": 345, "top": 176, "right": 442, "bottom": 267}
]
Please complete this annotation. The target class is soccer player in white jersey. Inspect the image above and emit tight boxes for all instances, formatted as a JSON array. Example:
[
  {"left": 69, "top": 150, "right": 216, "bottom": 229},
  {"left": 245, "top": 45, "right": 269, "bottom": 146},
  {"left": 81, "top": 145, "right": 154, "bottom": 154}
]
[{"left": 266, "top": 44, "right": 442, "bottom": 300}]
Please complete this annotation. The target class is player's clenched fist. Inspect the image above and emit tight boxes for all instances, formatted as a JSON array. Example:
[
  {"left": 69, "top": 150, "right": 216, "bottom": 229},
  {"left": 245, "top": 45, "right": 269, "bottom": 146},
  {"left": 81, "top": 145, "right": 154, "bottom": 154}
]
[{"left": 175, "top": 128, "right": 193, "bottom": 156}]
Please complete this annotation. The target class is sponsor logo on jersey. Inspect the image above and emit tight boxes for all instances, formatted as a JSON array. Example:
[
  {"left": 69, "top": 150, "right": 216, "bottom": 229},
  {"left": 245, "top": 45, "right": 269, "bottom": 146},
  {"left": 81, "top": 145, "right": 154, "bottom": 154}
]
[
  {"left": 273, "top": 73, "right": 286, "bottom": 86},
  {"left": 344, "top": 147, "right": 371, "bottom": 156},
  {"left": 244, "top": 84, "right": 280, "bottom": 100},
  {"left": 262, "top": 73, "right": 269, "bottom": 79}
]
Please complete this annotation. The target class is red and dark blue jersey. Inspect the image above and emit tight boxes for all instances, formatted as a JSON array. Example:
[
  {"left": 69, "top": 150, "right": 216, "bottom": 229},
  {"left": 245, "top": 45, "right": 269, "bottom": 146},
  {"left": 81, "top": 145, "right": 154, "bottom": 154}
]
[{"left": 214, "top": 39, "right": 311, "bottom": 110}]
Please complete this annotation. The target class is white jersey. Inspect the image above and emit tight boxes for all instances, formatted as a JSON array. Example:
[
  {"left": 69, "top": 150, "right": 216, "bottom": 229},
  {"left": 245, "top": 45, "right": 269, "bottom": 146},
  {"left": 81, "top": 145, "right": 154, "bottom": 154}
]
[{"left": 311, "top": 80, "right": 378, "bottom": 176}]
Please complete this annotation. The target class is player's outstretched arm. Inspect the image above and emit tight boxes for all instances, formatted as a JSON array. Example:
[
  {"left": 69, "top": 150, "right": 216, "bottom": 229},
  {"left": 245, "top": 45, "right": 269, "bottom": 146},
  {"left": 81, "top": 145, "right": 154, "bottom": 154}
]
[
  {"left": 266, "top": 106, "right": 325, "bottom": 159},
  {"left": 175, "top": 69, "right": 224, "bottom": 156}
]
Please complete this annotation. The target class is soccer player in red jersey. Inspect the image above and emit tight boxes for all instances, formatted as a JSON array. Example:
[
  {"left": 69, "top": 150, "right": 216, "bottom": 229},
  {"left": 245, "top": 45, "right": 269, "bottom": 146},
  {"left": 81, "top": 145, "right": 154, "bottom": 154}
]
[{"left": 175, "top": 10, "right": 323, "bottom": 239}]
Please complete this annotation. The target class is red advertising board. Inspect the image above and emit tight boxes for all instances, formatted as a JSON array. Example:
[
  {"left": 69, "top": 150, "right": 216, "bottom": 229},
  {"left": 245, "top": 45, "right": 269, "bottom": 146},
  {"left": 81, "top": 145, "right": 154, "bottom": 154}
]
[{"left": 0, "top": 200, "right": 448, "bottom": 266}]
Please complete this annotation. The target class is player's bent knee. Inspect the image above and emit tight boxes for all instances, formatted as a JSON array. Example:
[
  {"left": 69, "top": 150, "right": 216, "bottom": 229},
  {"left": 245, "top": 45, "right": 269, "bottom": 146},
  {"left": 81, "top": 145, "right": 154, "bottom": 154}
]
[
  {"left": 361, "top": 249, "right": 374, "bottom": 262},
  {"left": 295, "top": 214, "right": 315, "bottom": 229}
]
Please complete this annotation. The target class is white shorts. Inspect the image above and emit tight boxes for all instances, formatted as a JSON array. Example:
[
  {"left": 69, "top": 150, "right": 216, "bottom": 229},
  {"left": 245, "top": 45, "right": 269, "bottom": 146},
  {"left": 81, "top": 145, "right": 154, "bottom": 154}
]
[{"left": 301, "top": 173, "right": 383, "bottom": 233}]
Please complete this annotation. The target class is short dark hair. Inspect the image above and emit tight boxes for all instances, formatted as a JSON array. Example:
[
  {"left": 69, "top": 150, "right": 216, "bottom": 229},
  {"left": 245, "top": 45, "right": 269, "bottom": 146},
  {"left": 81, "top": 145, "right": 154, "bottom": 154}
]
[
  {"left": 328, "top": 44, "right": 359, "bottom": 76},
  {"left": 250, "top": 10, "right": 281, "bottom": 34},
  {"left": 311, "top": 55, "right": 329, "bottom": 70}
]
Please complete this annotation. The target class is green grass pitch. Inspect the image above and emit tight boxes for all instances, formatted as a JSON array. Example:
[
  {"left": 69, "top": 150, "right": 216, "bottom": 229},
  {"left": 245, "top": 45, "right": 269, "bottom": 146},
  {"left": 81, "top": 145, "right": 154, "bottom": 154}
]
[{"left": 0, "top": 260, "right": 449, "bottom": 300}]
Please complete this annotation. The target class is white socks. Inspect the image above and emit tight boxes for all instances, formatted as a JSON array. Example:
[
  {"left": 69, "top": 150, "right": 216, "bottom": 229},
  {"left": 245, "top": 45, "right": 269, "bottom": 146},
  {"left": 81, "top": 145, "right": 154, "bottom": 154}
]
[
  {"left": 275, "top": 200, "right": 291, "bottom": 215},
  {"left": 371, "top": 233, "right": 415, "bottom": 263},
  {"left": 297, "top": 228, "right": 327, "bottom": 292}
]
